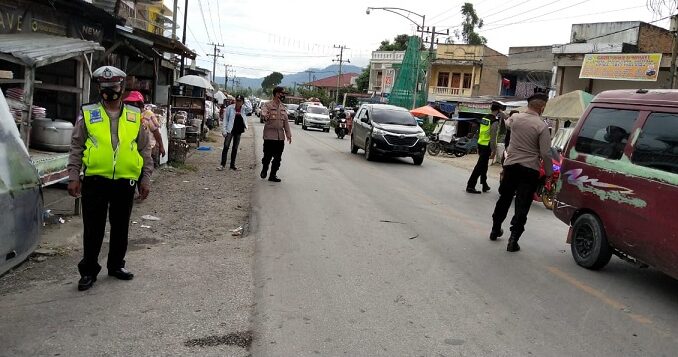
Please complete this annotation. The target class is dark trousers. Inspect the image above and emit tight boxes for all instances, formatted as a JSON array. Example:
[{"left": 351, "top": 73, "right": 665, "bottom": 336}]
[
  {"left": 491, "top": 164, "right": 540, "bottom": 239},
  {"left": 467, "top": 144, "right": 491, "bottom": 188},
  {"left": 220, "top": 132, "right": 242, "bottom": 167},
  {"left": 262, "top": 139, "right": 285, "bottom": 175},
  {"left": 78, "top": 176, "right": 136, "bottom": 277}
]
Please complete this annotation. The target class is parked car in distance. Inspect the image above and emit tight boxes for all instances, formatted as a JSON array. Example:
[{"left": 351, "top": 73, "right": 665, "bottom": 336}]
[
  {"left": 295, "top": 101, "right": 324, "bottom": 125},
  {"left": 256, "top": 99, "right": 270, "bottom": 123},
  {"left": 302, "top": 105, "right": 331, "bottom": 132},
  {"left": 554, "top": 89, "right": 678, "bottom": 280},
  {"left": 285, "top": 103, "right": 299, "bottom": 121},
  {"left": 351, "top": 104, "right": 428, "bottom": 165}
]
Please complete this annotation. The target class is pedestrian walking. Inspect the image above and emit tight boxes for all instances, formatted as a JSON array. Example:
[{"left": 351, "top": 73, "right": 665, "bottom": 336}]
[
  {"left": 466, "top": 101, "right": 505, "bottom": 194},
  {"left": 489, "top": 93, "right": 553, "bottom": 252},
  {"left": 218, "top": 94, "right": 251, "bottom": 171},
  {"left": 67, "top": 66, "right": 153, "bottom": 291},
  {"left": 260, "top": 86, "right": 292, "bottom": 182}
]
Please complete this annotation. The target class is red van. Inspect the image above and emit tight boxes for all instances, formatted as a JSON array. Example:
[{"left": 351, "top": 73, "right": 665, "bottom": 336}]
[{"left": 554, "top": 89, "right": 678, "bottom": 279}]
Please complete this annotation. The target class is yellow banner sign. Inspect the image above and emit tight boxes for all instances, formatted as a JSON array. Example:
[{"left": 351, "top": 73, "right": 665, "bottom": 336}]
[{"left": 579, "top": 53, "right": 662, "bottom": 81}]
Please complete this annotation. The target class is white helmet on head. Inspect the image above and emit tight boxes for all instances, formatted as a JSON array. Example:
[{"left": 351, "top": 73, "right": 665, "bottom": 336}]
[{"left": 92, "top": 66, "right": 126, "bottom": 87}]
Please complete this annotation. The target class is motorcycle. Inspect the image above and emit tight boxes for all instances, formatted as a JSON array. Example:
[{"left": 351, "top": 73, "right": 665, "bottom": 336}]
[
  {"left": 427, "top": 133, "right": 458, "bottom": 156},
  {"left": 534, "top": 147, "right": 563, "bottom": 210},
  {"left": 335, "top": 117, "right": 348, "bottom": 139},
  {"left": 452, "top": 136, "right": 478, "bottom": 157}
]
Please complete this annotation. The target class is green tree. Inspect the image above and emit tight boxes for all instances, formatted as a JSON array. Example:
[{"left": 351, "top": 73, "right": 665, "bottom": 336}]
[
  {"left": 377, "top": 34, "right": 410, "bottom": 51},
  {"left": 356, "top": 65, "right": 370, "bottom": 92},
  {"left": 261, "top": 71, "right": 284, "bottom": 94},
  {"left": 456, "top": 2, "right": 486, "bottom": 45}
]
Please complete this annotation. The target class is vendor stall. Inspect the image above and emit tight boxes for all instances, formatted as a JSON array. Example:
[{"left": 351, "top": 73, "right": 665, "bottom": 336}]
[
  {"left": 0, "top": 33, "right": 103, "bottom": 187},
  {"left": 542, "top": 90, "right": 594, "bottom": 130},
  {"left": 170, "top": 75, "right": 212, "bottom": 146}
]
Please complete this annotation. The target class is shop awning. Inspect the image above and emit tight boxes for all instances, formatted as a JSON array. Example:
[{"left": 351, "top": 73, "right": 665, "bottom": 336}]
[
  {"left": 116, "top": 26, "right": 196, "bottom": 59},
  {"left": 0, "top": 34, "right": 104, "bottom": 68}
]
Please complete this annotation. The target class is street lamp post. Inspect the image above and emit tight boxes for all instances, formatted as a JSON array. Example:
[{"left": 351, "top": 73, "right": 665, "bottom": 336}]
[{"left": 366, "top": 6, "right": 425, "bottom": 109}]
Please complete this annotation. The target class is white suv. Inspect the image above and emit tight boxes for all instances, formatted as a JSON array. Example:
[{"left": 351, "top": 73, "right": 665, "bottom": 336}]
[{"left": 302, "top": 105, "right": 331, "bottom": 132}]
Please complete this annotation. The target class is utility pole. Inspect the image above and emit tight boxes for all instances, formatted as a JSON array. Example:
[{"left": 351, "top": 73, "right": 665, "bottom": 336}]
[
  {"left": 206, "top": 43, "right": 224, "bottom": 83},
  {"left": 179, "top": 0, "right": 189, "bottom": 76},
  {"left": 171, "top": 0, "right": 178, "bottom": 40},
  {"left": 417, "top": 26, "right": 448, "bottom": 108},
  {"left": 230, "top": 69, "right": 237, "bottom": 92},
  {"left": 224, "top": 64, "right": 230, "bottom": 91},
  {"left": 333, "top": 44, "right": 350, "bottom": 104},
  {"left": 671, "top": 13, "right": 678, "bottom": 88},
  {"left": 304, "top": 70, "right": 315, "bottom": 89}
]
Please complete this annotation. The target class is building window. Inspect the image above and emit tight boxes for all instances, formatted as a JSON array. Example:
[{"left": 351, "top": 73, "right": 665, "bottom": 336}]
[
  {"left": 451, "top": 73, "right": 461, "bottom": 88},
  {"left": 463, "top": 73, "right": 472, "bottom": 89},
  {"left": 574, "top": 108, "right": 639, "bottom": 160},
  {"left": 437, "top": 72, "right": 450, "bottom": 87},
  {"left": 632, "top": 112, "right": 678, "bottom": 174}
]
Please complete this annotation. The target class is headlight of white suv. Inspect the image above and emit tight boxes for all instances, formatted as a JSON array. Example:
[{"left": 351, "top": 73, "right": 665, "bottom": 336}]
[{"left": 372, "top": 127, "right": 388, "bottom": 137}]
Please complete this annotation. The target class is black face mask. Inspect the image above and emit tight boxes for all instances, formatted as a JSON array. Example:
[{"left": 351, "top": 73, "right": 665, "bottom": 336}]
[
  {"left": 100, "top": 87, "right": 122, "bottom": 102},
  {"left": 279, "top": 95, "right": 286, "bottom": 102}
]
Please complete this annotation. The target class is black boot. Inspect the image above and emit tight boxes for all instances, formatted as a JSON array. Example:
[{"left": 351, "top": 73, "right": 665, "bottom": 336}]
[
  {"left": 489, "top": 228, "right": 503, "bottom": 241},
  {"left": 268, "top": 171, "right": 281, "bottom": 182},
  {"left": 108, "top": 267, "right": 134, "bottom": 280},
  {"left": 78, "top": 275, "right": 97, "bottom": 291},
  {"left": 260, "top": 166, "right": 268, "bottom": 179},
  {"left": 506, "top": 234, "right": 521, "bottom": 252},
  {"left": 482, "top": 184, "right": 491, "bottom": 192}
]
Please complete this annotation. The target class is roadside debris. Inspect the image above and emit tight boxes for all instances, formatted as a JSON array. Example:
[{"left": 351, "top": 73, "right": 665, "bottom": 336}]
[
  {"left": 409, "top": 234, "right": 419, "bottom": 240},
  {"left": 141, "top": 215, "right": 161, "bottom": 221},
  {"left": 380, "top": 220, "right": 405, "bottom": 224},
  {"left": 140, "top": 225, "right": 152, "bottom": 229},
  {"left": 230, "top": 226, "right": 243, "bottom": 236}
]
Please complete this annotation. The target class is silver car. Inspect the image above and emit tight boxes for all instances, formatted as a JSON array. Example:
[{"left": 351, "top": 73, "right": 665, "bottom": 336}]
[{"left": 302, "top": 106, "right": 331, "bottom": 132}]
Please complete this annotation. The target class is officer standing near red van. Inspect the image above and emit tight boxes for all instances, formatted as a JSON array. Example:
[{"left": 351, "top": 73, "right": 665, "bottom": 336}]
[
  {"left": 489, "top": 93, "right": 552, "bottom": 252},
  {"left": 67, "top": 65, "right": 153, "bottom": 291}
]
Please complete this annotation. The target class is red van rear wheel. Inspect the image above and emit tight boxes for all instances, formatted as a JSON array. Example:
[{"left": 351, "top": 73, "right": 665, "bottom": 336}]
[{"left": 571, "top": 214, "right": 612, "bottom": 270}]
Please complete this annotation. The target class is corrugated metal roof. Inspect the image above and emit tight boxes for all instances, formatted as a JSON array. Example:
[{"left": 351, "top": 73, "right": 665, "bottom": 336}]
[
  {"left": 90, "top": 0, "right": 118, "bottom": 15},
  {"left": 0, "top": 34, "right": 104, "bottom": 67}
]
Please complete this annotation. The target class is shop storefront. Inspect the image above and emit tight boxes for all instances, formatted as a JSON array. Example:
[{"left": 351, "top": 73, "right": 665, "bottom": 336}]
[{"left": 0, "top": 0, "right": 113, "bottom": 186}]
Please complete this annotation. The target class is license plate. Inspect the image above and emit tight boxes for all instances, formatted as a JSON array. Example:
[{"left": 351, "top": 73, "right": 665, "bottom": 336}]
[
  {"left": 393, "top": 145, "right": 408, "bottom": 151},
  {"left": 339, "top": 123, "right": 346, "bottom": 128}
]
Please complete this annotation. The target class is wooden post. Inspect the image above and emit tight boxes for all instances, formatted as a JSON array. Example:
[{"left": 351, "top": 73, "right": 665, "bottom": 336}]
[{"left": 21, "top": 66, "right": 35, "bottom": 148}]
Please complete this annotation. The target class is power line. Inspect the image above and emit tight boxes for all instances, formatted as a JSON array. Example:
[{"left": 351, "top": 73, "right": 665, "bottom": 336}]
[
  {"left": 479, "top": 14, "right": 673, "bottom": 58},
  {"left": 487, "top": 5, "right": 646, "bottom": 27},
  {"left": 176, "top": 6, "right": 208, "bottom": 56},
  {"left": 430, "top": 0, "right": 494, "bottom": 28},
  {"left": 205, "top": 0, "right": 220, "bottom": 43},
  {"left": 427, "top": 2, "right": 464, "bottom": 23},
  {"left": 196, "top": 0, "right": 213, "bottom": 43},
  {"left": 214, "top": 0, "right": 224, "bottom": 42},
  {"left": 480, "top": 0, "right": 532, "bottom": 21},
  {"left": 479, "top": 0, "right": 593, "bottom": 33}
]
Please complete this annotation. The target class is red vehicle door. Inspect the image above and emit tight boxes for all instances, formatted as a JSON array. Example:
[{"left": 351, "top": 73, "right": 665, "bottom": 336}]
[
  {"left": 560, "top": 106, "right": 657, "bottom": 263},
  {"left": 625, "top": 110, "right": 678, "bottom": 275}
]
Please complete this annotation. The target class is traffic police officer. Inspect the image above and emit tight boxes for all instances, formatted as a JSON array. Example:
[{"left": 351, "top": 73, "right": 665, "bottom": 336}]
[
  {"left": 466, "top": 101, "right": 504, "bottom": 194},
  {"left": 67, "top": 66, "right": 153, "bottom": 291}
]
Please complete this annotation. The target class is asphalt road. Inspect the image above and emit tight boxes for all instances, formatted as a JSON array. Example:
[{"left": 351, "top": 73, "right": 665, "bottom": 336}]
[{"left": 251, "top": 121, "right": 678, "bottom": 356}]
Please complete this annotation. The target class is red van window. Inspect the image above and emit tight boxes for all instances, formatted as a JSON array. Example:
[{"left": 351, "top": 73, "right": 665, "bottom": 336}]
[
  {"left": 574, "top": 108, "right": 638, "bottom": 160},
  {"left": 632, "top": 112, "right": 678, "bottom": 174}
]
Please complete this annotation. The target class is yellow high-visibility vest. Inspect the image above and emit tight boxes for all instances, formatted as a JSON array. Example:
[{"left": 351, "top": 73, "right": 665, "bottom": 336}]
[
  {"left": 478, "top": 116, "right": 492, "bottom": 146},
  {"left": 82, "top": 103, "right": 143, "bottom": 180}
]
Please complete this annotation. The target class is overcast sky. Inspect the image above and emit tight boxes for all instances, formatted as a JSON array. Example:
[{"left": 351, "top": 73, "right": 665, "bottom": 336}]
[{"left": 168, "top": 0, "right": 674, "bottom": 79}]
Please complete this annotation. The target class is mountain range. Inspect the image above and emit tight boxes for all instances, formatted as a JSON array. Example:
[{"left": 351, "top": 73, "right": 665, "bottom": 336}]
[{"left": 215, "top": 64, "right": 365, "bottom": 91}]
